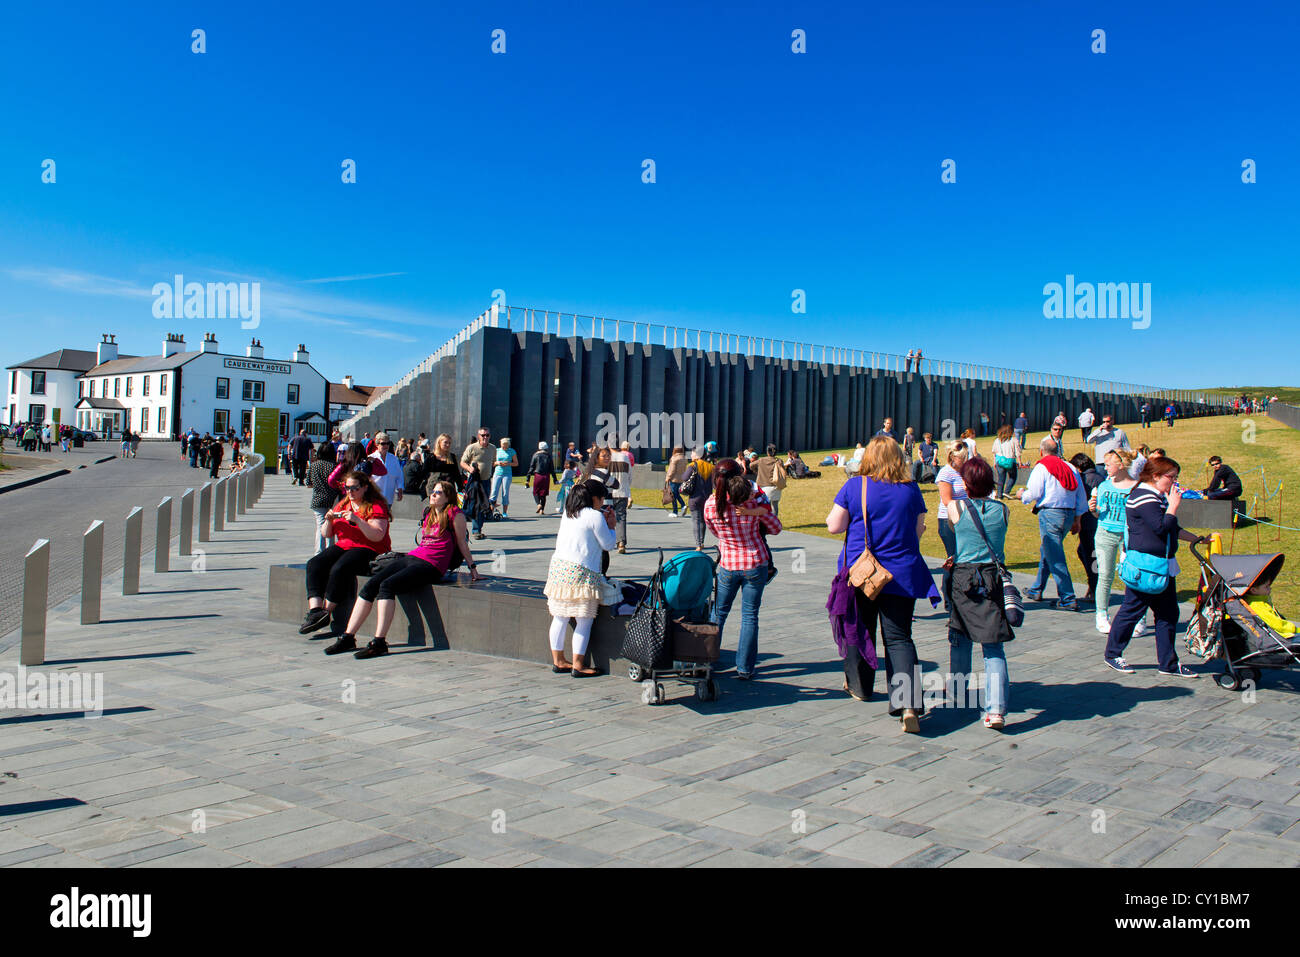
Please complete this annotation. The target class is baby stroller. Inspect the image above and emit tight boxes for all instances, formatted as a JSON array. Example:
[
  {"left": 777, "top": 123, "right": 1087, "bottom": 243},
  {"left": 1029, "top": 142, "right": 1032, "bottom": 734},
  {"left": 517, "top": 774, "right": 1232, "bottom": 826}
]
[
  {"left": 622, "top": 548, "right": 721, "bottom": 704},
  {"left": 1185, "top": 543, "right": 1300, "bottom": 692}
]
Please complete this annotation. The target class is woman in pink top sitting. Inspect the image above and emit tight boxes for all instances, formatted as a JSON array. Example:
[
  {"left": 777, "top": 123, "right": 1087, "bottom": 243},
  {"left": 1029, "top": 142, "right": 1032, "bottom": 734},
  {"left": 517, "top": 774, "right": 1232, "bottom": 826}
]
[{"left": 328, "top": 480, "right": 479, "bottom": 660}]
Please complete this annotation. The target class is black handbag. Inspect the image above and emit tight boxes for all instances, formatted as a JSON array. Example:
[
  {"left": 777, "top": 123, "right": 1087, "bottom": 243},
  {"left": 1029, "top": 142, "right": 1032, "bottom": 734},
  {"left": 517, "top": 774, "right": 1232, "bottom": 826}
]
[
  {"left": 621, "top": 573, "right": 671, "bottom": 671},
  {"left": 368, "top": 551, "right": 402, "bottom": 576}
]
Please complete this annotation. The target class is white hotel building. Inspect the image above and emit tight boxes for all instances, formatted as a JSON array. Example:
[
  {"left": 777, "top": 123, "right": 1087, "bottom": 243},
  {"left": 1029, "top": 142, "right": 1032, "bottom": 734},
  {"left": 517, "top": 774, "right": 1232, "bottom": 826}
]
[{"left": 58, "top": 333, "right": 329, "bottom": 440}]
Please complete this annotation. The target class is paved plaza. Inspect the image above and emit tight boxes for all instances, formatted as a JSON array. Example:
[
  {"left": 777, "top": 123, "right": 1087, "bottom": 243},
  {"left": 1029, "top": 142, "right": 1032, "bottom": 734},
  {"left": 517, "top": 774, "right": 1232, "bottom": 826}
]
[{"left": 2, "top": 475, "right": 1300, "bottom": 867}]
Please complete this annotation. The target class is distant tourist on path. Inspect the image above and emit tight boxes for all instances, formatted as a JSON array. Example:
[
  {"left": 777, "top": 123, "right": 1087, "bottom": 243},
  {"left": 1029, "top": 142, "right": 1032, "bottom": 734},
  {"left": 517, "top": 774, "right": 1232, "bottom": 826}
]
[
  {"left": 944, "top": 456, "right": 1014, "bottom": 730},
  {"left": 308, "top": 441, "right": 337, "bottom": 553},
  {"left": 754, "top": 444, "right": 788, "bottom": 518},
  {"left": 1078, "top": 408, "right": 1095, "bottom": 444},
  {"left": 543, "top": 479, "right": 616, "bottom": 676},
  {"left": 1071, "top": 453, "right": 1103, "bottom": 604},
  {"left": 1018, "top": 437, "right": 1088, "bottom": 611},
  {"left": 527, "top": 441, "right": 558, "bottom": 514},
  {"left": 1085, "top": 414, "right": 1131, "bottom": 473},
  {"left": 1104, "top": 456, "right": 1207, "bottom": 677},
  {"left": 936, "top": 440, "right": 970, "bottom": 593},
  {"left": 825, "top": 437, "right": 934, "bottom": 732},
  {"left": 1013, "top": 411, "right": 1028, "bottom": 451},
  {"left": 609, "top": 443, "right": 633, "bottom": 553},
  {"left": 682, "top": 448, "right": 714, "bottom": 549},
  {"left": 327, "top": 480, "right": 478, "bottom": 659},
  {"left": 991, "top": 424, "right": 1021, "bottom": 499},
  {"left": 706, "top": 459, "right": 781, "bottom": 681},
  {"left": 665, "top": 446, "right": 689, "bottom": 517},
  {"left": 289, "top": 428, "right": 314, "bottom": 485},
  {"left": 1140, "top": 401, "right": 1152, "bottom": 428},
  {"left": 460, "top": 427, "right": 497, "bottom": 540},
  {"left": 491, "top": 437, "right": 518, "bottom": 518},
  {"left": 1090, "top": 448, "right": 1143, "bottom": 636}
]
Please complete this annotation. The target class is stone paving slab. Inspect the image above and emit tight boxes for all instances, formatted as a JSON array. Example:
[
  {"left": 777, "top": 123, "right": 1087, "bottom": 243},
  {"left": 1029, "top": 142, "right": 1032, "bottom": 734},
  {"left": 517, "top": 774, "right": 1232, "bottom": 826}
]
[{"left": 2, "top": 480, "right": 1300, "bottom": 866}]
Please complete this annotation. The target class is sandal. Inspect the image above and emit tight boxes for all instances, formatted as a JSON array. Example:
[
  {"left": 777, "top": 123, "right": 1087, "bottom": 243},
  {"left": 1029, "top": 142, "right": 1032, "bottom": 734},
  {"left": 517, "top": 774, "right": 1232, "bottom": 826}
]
[
  {"left": 900, "top": 709, "right": 920, "bottom": 734},
  {"left": 841, "top": 681, "right": 868, "bottom": 702},
  {"left": 983, "top": 713, "right": 1005, "bottom": 730}
]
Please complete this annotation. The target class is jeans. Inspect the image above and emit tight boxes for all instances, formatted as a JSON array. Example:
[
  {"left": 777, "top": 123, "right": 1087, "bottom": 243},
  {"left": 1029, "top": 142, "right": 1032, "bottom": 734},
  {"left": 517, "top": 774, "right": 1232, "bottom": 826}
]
[
  {"left": 612, "top": 498, "right": 628, "bottom": 545},
  {"left": 691, "top": 505, "right": 707, "bottom": 546},
  {"left": 1013, "top": 429, "right": 1026, "bottom": 452},
  {"left": 490, "top": 474, "right": 512, "bottom": 513},
  {"left": 1032, "top": 507, "right": 1076, "bottom": 602},
  {"left": 1106, "top": 579, "right": 1180, "bottom": 671},
  {"left": 948, "top": 630, "right": 1008, "bottom": 716},
  {"left": 994, "top": 464, "right": 1017, "bottom": 497},
  {"left": 1094, "top": 526, "right": 1123, "bottom": 615},
  {"left": 669, "top": 481, "right": 684, "bottom": 515},
  {"left": 311, "top": 506, "right": 333, "bottom": 553},
  {"left": 713, "top": 565, "right": 767, "bottom": 675}
]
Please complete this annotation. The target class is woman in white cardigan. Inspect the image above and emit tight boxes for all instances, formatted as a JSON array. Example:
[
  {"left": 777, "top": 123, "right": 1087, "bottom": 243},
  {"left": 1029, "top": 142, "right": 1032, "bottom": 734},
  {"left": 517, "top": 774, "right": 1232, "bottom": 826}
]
[{"left": 543, "top": 479, "right": 618, "bottom": 676}]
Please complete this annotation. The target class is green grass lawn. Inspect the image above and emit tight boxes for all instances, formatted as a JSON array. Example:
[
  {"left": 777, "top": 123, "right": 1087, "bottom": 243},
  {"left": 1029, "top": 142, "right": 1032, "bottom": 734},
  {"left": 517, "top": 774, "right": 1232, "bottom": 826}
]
[
  {"left": 633, "top": 412, "right": 1300, "bottom": 611},
  {"left": 1204, "top": 386, "right": 1300, "bottom": 405}
]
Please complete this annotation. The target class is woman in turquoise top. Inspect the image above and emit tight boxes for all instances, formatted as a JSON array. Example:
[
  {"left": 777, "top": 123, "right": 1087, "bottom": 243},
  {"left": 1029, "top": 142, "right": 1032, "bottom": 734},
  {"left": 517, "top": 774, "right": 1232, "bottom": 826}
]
[
  {"left": 1089, "top": 447, "right": 1144, "bottom": 636},
  {"left": 490, "top": 437, "right": 519, "bottom": 518},
  {"left": 944, "top": 456, "right": 1015, "bottom": 730}
]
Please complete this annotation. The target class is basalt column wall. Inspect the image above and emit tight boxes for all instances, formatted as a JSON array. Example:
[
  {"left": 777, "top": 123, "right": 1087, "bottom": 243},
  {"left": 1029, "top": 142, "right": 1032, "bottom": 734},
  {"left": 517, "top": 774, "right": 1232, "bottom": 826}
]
[{"left": 344, "top": 327, "right": 1219, "bottom": 463}]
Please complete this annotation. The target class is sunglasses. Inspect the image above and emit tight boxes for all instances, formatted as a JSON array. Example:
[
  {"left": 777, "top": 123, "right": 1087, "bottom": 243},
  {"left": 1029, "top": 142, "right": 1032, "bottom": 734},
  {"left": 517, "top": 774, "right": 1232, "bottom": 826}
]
[{"left": 345, "top": 484, "right": 363, "bottom": 491}]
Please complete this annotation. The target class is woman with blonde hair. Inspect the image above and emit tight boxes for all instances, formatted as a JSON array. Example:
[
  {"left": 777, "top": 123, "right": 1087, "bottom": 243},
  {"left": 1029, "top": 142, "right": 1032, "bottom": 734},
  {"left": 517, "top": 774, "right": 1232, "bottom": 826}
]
[
  {"left": 424, "top": 432, "right": 460, "bottom": 490},
  {"left": 826, "top": 437, "right": 935, "bottom": 730},
  {"left": 1090, "top": 447, "right": 1145, "bottom": 636},
  {"left": 991, "top": 424, "right": 1022, "bottom": 499}
]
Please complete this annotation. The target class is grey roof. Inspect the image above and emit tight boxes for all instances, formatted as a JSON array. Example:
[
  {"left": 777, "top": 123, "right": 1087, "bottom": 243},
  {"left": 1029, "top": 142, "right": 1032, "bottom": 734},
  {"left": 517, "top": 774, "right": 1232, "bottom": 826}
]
[
  {"left": 8, "top": 348, "right": 121, "bottom": 373},
  {"left": 84, "top": 351, "right": 202, "bottom": 376},
  {"left": 75, "top": 397, "right": 126, "bottom": 410},
  {"left": 294, "top": 411, "right": 327, "bottom": 421}
]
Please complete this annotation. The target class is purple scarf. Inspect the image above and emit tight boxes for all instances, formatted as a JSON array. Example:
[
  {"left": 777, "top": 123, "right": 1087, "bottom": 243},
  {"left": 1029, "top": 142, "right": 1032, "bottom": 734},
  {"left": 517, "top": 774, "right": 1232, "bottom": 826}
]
[{"left": 826, "top": 568, "right": 879, "bottom": 667}]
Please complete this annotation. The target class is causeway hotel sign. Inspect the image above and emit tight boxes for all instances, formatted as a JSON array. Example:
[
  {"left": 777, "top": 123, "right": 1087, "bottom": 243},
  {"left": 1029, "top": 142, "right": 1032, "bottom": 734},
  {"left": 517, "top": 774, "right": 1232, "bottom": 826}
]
[{"left": 223, "top": 357, "right": 291, "bottom": 375}]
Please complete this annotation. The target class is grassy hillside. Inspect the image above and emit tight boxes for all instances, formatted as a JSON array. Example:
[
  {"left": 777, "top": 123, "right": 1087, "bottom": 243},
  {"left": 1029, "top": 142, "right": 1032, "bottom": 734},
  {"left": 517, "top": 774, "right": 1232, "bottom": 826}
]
[
  {"left": 633, "top": 412, "right": 1300, "bottom": 613},
  {"left": 1204, "top": 387, "right": 1300, "bottom": 405}
]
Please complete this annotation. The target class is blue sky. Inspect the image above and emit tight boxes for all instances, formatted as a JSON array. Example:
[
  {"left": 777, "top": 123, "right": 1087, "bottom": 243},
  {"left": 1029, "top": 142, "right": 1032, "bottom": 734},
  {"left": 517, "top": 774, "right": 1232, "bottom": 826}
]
[{"left": 1, "top": 0, "right": 1296, "bottom": 389}]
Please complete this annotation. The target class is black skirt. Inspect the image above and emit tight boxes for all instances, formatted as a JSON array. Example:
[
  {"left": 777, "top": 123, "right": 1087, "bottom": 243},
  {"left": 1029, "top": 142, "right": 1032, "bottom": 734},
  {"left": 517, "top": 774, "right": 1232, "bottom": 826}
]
[{"left": 946, "top": 563, "right": 1015, "bottom": 644}]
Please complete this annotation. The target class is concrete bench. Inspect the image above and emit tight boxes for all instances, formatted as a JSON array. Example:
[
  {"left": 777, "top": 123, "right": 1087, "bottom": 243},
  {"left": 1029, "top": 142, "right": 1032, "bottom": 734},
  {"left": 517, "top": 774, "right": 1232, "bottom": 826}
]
[
  {"left": 268, "top": 564, "right": 629, "bottom": 667},
  {"left": 1177, "top": 497, "right": 1243, "bottom": 530}
]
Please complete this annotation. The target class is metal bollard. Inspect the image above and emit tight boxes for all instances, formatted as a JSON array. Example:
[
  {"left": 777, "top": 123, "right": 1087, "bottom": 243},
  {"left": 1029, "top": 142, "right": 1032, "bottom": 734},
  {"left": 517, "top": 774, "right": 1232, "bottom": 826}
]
[
  {"left": 123, "top": 506, "right": 143, "bottom": 595},
  {"left": 199, "top": 482, "right": 212, "bottom": 542},
  {"left": 81, "top": 520, "right": 104, "bottom": 625},
  {"left": 226, "top": 474, "right": 237, "bottom": 523},
  {"left": 155, "top": 496, "right": 172, "bottom": 573},
  {"left": 235, "top": 471, "right": 247, "bottom": 515},
  {"left": 180, "top": 488, "right": 194, "bottom": 557},
  {"left": 21, "top": 539, "right": 51, "bottom": 666}
]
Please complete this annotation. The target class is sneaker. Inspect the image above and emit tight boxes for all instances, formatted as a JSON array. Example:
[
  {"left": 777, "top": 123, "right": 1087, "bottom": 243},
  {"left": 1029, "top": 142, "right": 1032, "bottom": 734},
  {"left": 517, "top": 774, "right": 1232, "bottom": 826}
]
[
  {"left": 1024, "top": 589, "right": 1043, "bottom": 602},
  {"left": 324, "top": 635, "right": 357, "bottom": 655},
  {"left": 1057, "top": 597, "right": 1078, "bottom": 611},
  {"left": 1158, "top": 664, "right": 1198, "bottom": 678},
  {"left": 1104, "top": 655, "right": 1135, "bottom": 674},
  {"left": 354, "top": 638, "right": 389, "bottom": 659},
  {"left": 1133, "top": 617, "right": 1149, "bottom": 638},
  {"left": 298, "top": 607, "right": 333, "bottom": 635},
  {"left": 1095, "top": 612, "right": 1111, "bottom": 635}
]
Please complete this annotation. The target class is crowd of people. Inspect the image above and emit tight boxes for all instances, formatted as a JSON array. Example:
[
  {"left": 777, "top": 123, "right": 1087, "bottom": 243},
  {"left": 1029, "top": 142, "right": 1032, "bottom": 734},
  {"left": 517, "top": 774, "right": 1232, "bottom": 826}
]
[{"left": 282, "top": 405, "right": 1247, "bottom": 734}]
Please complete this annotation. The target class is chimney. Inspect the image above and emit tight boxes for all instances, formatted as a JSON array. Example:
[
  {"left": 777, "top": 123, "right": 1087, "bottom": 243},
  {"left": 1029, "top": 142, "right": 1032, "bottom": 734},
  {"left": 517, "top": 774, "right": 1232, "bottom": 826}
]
[
  {"left": 343, "top": 375, "right": 353, "bottom": 391},
  {"left": 293, "top": 343, "right": 310, "bottom": 363},
  {"left": 96, "top": 333, "right": 118, "bottom": 365},
  {"left": 246, "top": 337, "right": 264, "bottom": 359},
  {"left": 201, "top": 332, "right": 219, "bottom": 354},
  {"left": 163, "top": 332, "right": 185, "bottom": 358}
]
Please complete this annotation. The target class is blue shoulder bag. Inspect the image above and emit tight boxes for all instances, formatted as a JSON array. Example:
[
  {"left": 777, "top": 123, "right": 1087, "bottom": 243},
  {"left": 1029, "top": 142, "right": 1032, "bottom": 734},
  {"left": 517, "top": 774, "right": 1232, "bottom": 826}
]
[{"left": 1118, "top": 522, "right": 1173, "bottom": 594}]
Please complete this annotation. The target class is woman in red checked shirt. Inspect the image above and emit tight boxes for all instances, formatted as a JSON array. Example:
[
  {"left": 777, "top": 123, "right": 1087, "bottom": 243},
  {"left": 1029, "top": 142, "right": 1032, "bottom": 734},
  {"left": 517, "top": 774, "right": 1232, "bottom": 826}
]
[
  {"left": 704, "top": 459, "right": 782, "bottom": 680},
  {"left": 297, "top": 471, "right": 392, "bottom": 637}
]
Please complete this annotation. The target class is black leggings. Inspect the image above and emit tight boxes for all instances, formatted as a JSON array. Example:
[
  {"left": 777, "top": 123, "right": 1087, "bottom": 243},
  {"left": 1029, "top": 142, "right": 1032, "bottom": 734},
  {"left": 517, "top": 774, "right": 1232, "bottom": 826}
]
[
  {"left": 306, "top": 545, "right": 376, "bottom": 604},
  {"left": 360, "top": 554, "right": 443, "bottom": 601}
]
